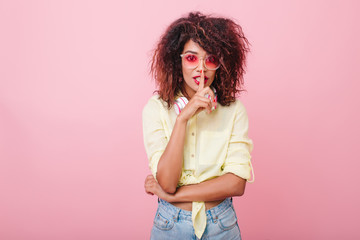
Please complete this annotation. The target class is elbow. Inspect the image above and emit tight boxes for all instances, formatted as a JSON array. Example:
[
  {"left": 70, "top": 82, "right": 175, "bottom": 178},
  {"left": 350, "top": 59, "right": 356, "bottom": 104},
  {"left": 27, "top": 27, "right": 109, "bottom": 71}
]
[
  {"left": 162, "top": 185, "right": 177, "bottom": 194},
  {"left": 234, "top": 187, "right": 245, "bottom": 196},
  {"left": 158, "top": 181, "right": 176, "bottom": 194},
  {"left": 231, "top": 175, "right": 246, "bottom": 196},
  {"left": 231, "top": 181, "right": 245, "bottom": 196},
  {"left": 156, "top": 163, "right": 179, "bottom": 194},
  {"left": 156, "top": 174, "right": 177, "bottom": 194}
]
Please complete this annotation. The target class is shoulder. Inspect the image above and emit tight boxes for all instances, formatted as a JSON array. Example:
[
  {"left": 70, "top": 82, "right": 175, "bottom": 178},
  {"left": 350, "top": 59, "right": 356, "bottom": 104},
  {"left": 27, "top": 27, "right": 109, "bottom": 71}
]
[
  {"left": 142, "top": 95, "right": 168, "bottom": 116},
  {"left": 219, "top": 99, "right": 249, "bottom": 125},
  {"left": 231, "top": 99, "right": 250, "bottom": 125},
  {"left": 234, "top": 99, "right": 247, "bottom": 112},
  {"left": 220, "top": 99, "right": 247, "bottom": 114}
]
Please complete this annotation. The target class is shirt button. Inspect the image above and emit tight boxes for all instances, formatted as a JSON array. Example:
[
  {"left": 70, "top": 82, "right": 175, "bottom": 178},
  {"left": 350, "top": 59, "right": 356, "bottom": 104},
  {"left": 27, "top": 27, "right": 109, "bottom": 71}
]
[
  {"left": 192, "top": 132, "right": 195, "bottom": 136},
  {"left": 191, "top": 154, "right": 194, "bottom": 157}
]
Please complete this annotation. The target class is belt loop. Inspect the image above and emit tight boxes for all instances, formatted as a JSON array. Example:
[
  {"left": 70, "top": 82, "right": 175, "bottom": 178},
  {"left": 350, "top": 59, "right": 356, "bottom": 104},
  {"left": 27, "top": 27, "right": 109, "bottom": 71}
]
[
  {"left": 208, "top": 209, "right": 218, "bottom": 223},
  {"left": 173, "top": 209, "right": 180, "bottom": 222},
  {"left": 208, "top": 209, "right": 214, "bottom": 223}
]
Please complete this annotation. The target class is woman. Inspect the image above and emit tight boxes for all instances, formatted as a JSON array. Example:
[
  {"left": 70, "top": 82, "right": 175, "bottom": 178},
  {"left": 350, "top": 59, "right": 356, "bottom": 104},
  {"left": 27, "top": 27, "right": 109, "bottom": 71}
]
[{"left": 142, "top": 12, "right": 255, "bottom": 240}]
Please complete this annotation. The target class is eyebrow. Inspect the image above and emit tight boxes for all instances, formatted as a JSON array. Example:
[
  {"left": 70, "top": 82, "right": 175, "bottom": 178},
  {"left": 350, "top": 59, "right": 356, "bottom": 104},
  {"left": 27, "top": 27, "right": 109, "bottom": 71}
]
[{"left": 183, "top": 50, "right": 198, "bottom": 54}]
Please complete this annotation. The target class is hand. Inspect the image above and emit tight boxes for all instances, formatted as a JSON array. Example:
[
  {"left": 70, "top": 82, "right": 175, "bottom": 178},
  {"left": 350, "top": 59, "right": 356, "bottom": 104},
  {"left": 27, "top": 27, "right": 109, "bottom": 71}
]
[
  {"left": 144, "top": 174, "right": 173, "bottom": 201},
  {"left": 178, "top": 70, "right": 217, "bottom": 122}
]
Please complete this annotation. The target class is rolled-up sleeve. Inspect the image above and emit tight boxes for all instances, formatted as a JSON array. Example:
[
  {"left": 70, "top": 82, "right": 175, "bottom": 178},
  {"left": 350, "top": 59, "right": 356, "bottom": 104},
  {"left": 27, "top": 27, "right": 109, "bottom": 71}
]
[
  {"left": 222, "top": 101, "right": 255, "bottom": 182},
  {"left": 142, "top": 98, "right": 168, "bottom": 180}
]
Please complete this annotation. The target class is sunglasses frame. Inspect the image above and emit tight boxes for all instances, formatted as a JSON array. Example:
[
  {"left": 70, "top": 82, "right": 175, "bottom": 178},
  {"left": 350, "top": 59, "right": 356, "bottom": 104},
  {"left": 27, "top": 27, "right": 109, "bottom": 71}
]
[{"left": 180, "top": 53, "right": 221, "bottom": 71}]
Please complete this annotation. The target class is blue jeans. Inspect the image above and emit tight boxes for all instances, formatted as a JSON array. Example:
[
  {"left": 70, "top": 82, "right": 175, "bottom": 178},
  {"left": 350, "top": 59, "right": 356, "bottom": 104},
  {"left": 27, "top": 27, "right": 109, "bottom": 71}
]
[{"left": 150, "top": 198, "right": 242, "bottom": 240}]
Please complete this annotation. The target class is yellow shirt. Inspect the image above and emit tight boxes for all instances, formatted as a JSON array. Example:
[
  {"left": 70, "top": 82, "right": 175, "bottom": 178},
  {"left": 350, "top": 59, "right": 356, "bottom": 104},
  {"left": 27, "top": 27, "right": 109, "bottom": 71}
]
[{"left": 142, "top": 94, "right": 255, "bottom": 239}]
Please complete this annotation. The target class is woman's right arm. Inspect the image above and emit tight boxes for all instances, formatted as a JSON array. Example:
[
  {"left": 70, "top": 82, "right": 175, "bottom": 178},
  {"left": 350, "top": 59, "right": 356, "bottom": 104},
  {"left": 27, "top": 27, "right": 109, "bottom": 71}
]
[
  {"left": 148, "top": 71, "right": 215, "bottom": 193},
  {"left": 155, "top": 116, "right": 187, "bottom": 193}
]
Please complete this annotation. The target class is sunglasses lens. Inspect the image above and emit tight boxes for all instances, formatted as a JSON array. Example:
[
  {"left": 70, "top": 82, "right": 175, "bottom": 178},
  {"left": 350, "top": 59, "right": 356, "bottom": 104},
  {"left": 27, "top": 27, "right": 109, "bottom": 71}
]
[
  {"left": 182, "top": 53, "right": 220, "bottom": 70},
  {"left": 205, "top": 55, "right": 220, "bottom": 70},
  {"left": 183, "top": 54, "right": 199, "bottom": 68}
]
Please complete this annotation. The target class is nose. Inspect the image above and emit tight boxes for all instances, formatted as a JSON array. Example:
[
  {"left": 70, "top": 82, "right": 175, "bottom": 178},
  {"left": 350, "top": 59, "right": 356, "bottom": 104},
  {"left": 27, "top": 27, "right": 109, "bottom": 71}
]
[{"left": 196, "top": 58, "right": 206, "bottom": 72}]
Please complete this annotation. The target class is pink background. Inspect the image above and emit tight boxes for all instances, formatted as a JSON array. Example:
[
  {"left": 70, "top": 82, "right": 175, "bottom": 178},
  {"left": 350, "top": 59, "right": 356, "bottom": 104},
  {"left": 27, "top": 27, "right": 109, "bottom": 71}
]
[{"left": 1, "top": 0, "right": 359, "bottom": 239}]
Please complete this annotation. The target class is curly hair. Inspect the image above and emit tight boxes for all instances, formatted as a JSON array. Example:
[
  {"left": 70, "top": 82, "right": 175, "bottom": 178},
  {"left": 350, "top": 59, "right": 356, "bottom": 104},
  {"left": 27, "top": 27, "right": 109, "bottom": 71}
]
[{"left": 150, "top": 11, "right": 250, "bottom": 108}]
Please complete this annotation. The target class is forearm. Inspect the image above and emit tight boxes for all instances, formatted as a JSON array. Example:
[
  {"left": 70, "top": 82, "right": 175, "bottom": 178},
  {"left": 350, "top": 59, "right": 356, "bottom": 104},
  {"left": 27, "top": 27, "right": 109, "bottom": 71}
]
[
  {"left": 156, "top": 116, "right": 187, "bottom": 193},
  {"left": 167, "top": 173, "right": 246, "bottom": 203}
]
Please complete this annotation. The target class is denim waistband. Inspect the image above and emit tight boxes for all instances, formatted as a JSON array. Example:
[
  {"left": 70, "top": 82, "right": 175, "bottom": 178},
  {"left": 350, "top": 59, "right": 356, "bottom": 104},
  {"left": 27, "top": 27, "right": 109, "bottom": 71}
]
[{"left": 157, "top": 198, "right": 233, "bottom": 224}]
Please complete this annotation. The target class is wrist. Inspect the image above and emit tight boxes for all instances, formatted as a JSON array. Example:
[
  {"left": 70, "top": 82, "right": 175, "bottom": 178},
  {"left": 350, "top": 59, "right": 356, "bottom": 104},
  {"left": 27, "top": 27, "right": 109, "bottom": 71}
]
[{"left": 176, "top": 114, "right": 188, "bottom": 125}]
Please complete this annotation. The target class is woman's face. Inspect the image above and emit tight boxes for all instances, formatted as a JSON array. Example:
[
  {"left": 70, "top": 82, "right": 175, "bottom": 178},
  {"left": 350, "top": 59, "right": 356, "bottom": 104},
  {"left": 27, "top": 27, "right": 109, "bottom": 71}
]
[{"left": 181, "top": 40, "right": 217, "bottom": 99}]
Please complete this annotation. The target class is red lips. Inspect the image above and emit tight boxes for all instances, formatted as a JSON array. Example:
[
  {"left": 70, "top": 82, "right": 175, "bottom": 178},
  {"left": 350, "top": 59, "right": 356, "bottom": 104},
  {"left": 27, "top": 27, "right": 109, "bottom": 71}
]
[{"left": 193, "top": 76, "right": 208, "bottom": 85}]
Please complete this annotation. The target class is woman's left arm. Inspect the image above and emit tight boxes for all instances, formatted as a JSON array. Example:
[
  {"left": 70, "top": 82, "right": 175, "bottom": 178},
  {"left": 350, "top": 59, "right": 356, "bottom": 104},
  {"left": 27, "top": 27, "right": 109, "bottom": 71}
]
[{"left": 145, "top": 173, "right": 246, "bottom": 202}]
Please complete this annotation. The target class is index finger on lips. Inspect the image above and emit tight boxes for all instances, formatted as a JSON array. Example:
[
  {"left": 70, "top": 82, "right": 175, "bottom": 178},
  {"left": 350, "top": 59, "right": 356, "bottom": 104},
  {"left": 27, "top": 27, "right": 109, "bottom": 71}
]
[{"left": 198, "top": 70, "right": 205, "bottom": 92}]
